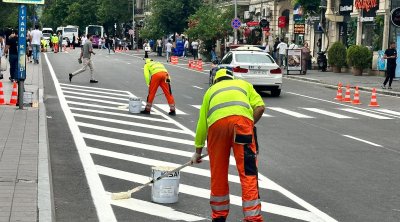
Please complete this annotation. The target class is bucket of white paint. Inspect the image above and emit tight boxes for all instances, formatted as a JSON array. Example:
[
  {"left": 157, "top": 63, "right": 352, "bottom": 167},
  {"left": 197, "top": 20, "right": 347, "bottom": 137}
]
[
  {"left": 129, "top": 97, "right": 142, "bottom": 114},
  {"left": 151, "top": 166, "right": 180, "bottom": 204}
]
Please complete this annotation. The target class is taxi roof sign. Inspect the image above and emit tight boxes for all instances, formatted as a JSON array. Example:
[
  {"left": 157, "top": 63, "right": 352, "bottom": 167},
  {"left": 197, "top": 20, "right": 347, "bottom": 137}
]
[{"left": 2, "top": 0, "right": 44, "bottom": 4}]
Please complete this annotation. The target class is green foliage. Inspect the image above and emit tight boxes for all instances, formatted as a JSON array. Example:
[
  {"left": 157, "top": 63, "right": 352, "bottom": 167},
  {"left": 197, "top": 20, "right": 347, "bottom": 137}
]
[
  {"left": 328, "top": 42, "right": 347, "bottom": 68},
  {"left": 372, "top": 15, "right": 384, "bottom": 51},
  {"left": 0, "top": 3, "right": 20, "bottom": 30},
  {"left": 347, "top": 18, "right": 357, "bottom": 47},
  {"left": 291, "top": 0, "right": 321, "bottom": 14},
  {"left": 346, "top": 45, "right": 372, "bottom": 69}
]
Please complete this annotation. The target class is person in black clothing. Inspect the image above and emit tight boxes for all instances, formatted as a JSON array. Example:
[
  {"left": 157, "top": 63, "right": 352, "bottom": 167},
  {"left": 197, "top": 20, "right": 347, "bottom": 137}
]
[
  {"left": 273, "top": 37, "right": 280, "bottom": 60},
  {"left": 382, "top": 42, "right": 397, "bottom": 90},
  {"left": 4, "top": 31, "right": 18, "bottom": 82}
]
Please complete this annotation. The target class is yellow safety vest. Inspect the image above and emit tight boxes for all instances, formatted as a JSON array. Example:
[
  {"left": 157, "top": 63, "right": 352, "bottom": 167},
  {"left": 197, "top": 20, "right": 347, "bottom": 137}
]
[
  {"left": 143, "top": 62, "right": 169, "bottom": 86},
  {"left": 194, "top": 79, "right": 265, "bottom": 148}
]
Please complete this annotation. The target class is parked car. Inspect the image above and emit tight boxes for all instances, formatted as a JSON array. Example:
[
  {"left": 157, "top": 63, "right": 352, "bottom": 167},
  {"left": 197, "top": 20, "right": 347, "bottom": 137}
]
[{"left": 210, "top": 46, "right": 282, "bottom": 97}]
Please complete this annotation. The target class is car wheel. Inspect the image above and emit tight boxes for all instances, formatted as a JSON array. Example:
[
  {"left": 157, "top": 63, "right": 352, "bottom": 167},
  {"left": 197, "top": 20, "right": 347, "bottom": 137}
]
[{"left": 271, "top": 89, "right": 281, "bottom": 97}]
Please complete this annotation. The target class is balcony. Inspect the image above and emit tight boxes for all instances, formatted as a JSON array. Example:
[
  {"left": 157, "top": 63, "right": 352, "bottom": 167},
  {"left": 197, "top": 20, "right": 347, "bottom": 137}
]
[{"left": 213, "top": 0, "right": 251, "bottom": 6}]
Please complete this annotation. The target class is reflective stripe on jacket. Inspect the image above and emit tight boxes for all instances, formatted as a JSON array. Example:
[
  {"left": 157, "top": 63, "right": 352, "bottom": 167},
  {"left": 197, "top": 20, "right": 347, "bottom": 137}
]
[
  {"left": 143, "top": 62, "right": 168, "bottom": 86},
  {"left": 194, "top": 79, "right": 264, "bottom": 147}
]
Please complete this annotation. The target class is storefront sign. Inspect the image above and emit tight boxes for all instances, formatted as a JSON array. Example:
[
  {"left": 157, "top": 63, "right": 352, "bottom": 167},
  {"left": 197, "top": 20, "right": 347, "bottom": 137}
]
[
  {"left": 339, "top": 4, "right": 353, "bottom": 15},
  {"left": 355, "top": 0, "right": 377, "bottom": 12},
  {"left": 3, "top": 0, "right": 44, "bottom": 4},
  {"left": 287, "top": 49, "right": 302, "bottom": 71},
  {"left": 360, "top": 17, "right": 374, "bottom": 22},
  {"left": 246, "top": 21, "right": 259, "bottom": 27},
  {"left": 17, "top": 5, "right": 27, "bottom": 80},
  {"left": 294, "top": 24, "right": 305, "bottom": 34},
  {"left": 391, "top": 7, "right": 400, "bottom": 27},
  {"left": 396, "top": 35, "right": 400, "bottom": 78},
  {"left": 377, "top": 50, "right": 386, "bottom": 71},
  {"left": 278, "top": 16, "right": 287, "bottom": 28}
]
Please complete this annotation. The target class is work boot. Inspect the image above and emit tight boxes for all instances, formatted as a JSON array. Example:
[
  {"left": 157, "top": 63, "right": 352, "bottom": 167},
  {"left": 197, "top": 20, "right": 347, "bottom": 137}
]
[
  {"left": 140, "top": 109, "right": 151, "bottom": 115},
  {"left": 69, "top": 73, "right": 73, "bottom": 82},
  {"left": 168, "top": 110, "right": 176, "bottom": 116},
  {"left": 212, "top": 217, "right": 226, "bottom": 222}
]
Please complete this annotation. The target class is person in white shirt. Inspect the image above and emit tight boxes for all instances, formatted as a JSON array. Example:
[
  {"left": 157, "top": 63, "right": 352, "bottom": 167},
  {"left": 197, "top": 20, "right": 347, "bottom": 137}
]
[
  {"left": 263, "top": 42, "right": 270, "bottom": 54},
  {"left": 288, "top": 39, "right": 298, "bottom": 49},
  {"left": 276, "top": 39, "right": 288, "bottom": 67},
  {"left": 191, "top": 40, "right": 199, "bottom": 60},
  {"left": 183, "top": 38, "right": 189, "bottom": 57},
  {"left": 165, "top": 40, "right": 173, "bottom": 62},
  {"left": 157, "top": 39, "right": 162, "bottom": 56},
  {"left": 30, "top": 25, "right": 43, "bottom": 64}
]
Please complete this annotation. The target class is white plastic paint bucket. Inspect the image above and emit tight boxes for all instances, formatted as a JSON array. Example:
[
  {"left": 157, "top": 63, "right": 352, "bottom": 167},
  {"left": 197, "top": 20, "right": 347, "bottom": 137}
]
[
  {"left": 129, "top": 97, "right": 142, "bottom": 114},
  {"left": 151, "top": 166, "right": 180, "bottom": 204}
]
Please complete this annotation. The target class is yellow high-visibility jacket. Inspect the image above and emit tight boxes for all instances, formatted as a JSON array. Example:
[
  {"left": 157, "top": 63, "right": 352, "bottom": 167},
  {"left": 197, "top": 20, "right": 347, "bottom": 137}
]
[{"left": 143, "top": 61, "right": 169, "bottom": 86}]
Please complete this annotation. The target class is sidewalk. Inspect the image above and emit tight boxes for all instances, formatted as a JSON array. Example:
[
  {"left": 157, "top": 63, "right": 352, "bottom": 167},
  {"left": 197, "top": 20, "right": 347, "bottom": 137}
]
[{"left": 0, "top": 60, "right": 53, "bottom": 221}]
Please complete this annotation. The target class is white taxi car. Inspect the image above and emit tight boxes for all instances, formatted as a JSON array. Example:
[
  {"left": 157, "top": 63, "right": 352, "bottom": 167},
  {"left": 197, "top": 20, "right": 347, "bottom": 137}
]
[{"left": 213, "top": 46, "right": 282, "bottom": 97}]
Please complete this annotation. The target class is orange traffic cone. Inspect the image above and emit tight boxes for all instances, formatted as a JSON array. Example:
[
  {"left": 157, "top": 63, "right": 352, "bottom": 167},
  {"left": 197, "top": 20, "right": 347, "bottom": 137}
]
[
  {"left": 334, "top": 82, "right": 343, "bottom": 101},
  {"left": 352, "top": 86, "right": 362, "bottom": 105},
  {"left": 171, "top": 56, "right": 178, "bottom": 65},
  {"left": 343, "top": 84, "right": 352, "bottom": 103},
  {"left": 196, "top": 59, "right": 203, "bottom": 71},
  {"left": 188, "top": 59, "right": 193, "bottom": 68},
  {"left": 191, "top": 60, "right": 197, "bottom": 69},
  {"left": 368, "top": 88, "right": 379, "bottom": 107},
  {"left": 8, "top": 81, "right": 18, "bottom": 106},
  {"left": 0, "top": 82, "right": 5, "bottom": 105}
]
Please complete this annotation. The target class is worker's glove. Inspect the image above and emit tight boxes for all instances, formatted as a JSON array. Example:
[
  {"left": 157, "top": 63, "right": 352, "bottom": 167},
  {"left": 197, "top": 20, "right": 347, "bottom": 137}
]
[
  {"left": 190, "top": 153, "right": 202, "bottom": 165},
  {"left": 166, "top": 78, "right": 171, "bottom": 83}
]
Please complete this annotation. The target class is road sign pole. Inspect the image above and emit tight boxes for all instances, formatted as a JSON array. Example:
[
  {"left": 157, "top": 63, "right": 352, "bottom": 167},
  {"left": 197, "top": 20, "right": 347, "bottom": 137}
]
[
  {"left": 18, "top": 4, "right": 27, "bottom": 109},
  {"left": 234, "top": 0, "right": 238, "bottom": 44}
]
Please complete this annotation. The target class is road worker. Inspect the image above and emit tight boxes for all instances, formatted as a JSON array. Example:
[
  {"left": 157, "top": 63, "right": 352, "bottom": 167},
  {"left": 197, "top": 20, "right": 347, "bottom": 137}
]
[
  {"left": 191, "top": 68, "right": 265, "bottom": 222},
  {"left": 141, "top": 59, "right": 176, "bottom": 115},
  {"left": 51, "top": 33, "right": 59, "bottom": 53}
]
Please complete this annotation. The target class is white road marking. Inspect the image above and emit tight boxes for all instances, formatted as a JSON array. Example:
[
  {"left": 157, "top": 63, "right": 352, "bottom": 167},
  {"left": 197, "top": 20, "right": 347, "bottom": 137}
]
[
  {"left": 63, "top": 90, "right": 130, "bottom": 102},
  {"left": 192, "top": 105, "right": 201, "bottom": 109},
  {"left": 303, "top": 108, "right": 353, "bottom": 119},
  {"left": 73, "top": 113, "right": 189, "bottom": 134},
  {"left": 69, "top": 106, "right": 170, "bottom": 123},
  {"left": 377, "top": 109, "right": 400, "bottom": 117},
  {"left": 98, "top": 166, "right": 314, "bottom": 221},
  {"left": 60, "top": 83, "right": 130, "bottom": 93},
  {"left": 192, "top": 86, "right": 203, "bottom": 90},
  {"left": 61, "top": 86, "right": 130, "bottom": 97},
  {"left": 268, "top": 107, "right": 314, "bottom": 118},
  {"left": 154, "top": 104, "right": 188, "bottom": 115},
  {"left": 340, "top": 108, "right": 392, "bottom": 120},
  {"left": 108, "top": 194, "right": 206, "bottom": 221},
  {"left": 65, "top": 95, "right": 128, "bottom": 106},
  {"left": 262, "top": 113, "right": 273, "bottom": 117},
  {"left": 44, "top": 54, "right": 117, "bottom": 221},
  {"left": 78, "top": 122, "right": 194, "bottom": 145},
  {"left": 88, "top": 147, "right": 275, "bottom": 191},
  {"left": 342, "top": 135, "right": 383, "bottom": 147}
]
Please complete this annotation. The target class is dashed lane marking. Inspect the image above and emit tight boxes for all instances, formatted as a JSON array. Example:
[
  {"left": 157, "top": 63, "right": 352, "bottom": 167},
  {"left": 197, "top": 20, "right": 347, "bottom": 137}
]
[
  {"left": 268, "top": 107, "right": 314, "bottom": 118},
  {"left": 302, "top": 108, "right": 353, "bottom": 119},
  {"left": 340, "top": 108, "right": 392, "bottom": 120}
]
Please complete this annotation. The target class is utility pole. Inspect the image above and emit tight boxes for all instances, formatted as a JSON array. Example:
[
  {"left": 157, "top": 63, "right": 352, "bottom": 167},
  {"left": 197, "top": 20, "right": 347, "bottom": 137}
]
[
  {"left": 234, "top": 0, "right": 238, "bottom": 44},
  {"left": 132, "top": 0, "right": 135, "bottom": 48}
]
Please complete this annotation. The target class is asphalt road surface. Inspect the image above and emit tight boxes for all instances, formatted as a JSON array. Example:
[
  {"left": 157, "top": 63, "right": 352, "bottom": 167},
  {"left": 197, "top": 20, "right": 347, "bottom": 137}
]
[{"left": 42, "top": 48, "right": 400, "bottom": 222}]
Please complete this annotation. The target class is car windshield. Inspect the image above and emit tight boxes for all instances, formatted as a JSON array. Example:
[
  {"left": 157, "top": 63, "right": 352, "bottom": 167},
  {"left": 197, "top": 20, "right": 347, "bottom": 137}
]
[
  {"left": 235, "top": 53, "right": 274, "bottom": 64},
  {"left": 43, "top": 33, "right": 51, "bottom": 38}
]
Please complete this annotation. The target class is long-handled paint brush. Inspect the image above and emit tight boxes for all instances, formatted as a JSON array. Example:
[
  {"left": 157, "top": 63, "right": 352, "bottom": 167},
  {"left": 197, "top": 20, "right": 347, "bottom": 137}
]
[{"left": 111, "top": 154, "right": 208, "bottom": 200}]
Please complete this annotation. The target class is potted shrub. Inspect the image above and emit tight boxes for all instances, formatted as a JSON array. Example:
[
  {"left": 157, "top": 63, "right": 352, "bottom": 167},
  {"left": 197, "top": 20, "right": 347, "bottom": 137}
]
[
  {"left": 346, "top": 45, "right": 372, "bottom": 76},
  {"left": 328, "top": 41, "right": 347, "bottom": 73}
]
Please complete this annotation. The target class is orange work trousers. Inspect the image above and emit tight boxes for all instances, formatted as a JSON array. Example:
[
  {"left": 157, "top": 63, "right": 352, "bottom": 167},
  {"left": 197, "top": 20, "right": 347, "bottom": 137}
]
[
  {"left": 54, "top": 44, "right": 59, "bottom": 53},
  {"left": 145, "top": 71, "right": 175, "bottom": 110},
  {"left": 207, "top": 115, "right": 263, "bottom": 222}
]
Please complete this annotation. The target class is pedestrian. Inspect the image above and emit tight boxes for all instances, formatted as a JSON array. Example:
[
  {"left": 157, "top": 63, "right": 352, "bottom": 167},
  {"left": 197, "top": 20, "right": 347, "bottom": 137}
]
[
  {"left": 183, "top": 38, "right": 189, "bottom": 57},
  {"left": 51, "top": 34, "right": 59, "bottom": 53},
  {"left": 191, "top": 68, "right": 265, "bottom": 222},
  {"left": 210, "top": 45, "right": 218, "bottom": 64},
  {"left": 140, "top": 59, "right": 176, "bottom": 116},
  {"left": 26, "top": 39, "right": 33, "bottom": 63},
  {"left": 106, "top": 36, "right": 114, "bottom": 54},
  {"left": 288, "top": 39, "right": 298, "bottom": 49},
  {"left": 30, "top": 24, "right": 42, "bottom": 64},
  {"left": 165, "top": 40, "right": 173, "bottom": 62},
  {"left": 58, "top": 32, "right": 63, "bottom": 52},
  {"left": 192, "top": 39, "right": 199, "bottom": 60},
  {"left": 68, "top": 34, "right": 98, "bottom": 83},
  {"left": 273, "top": 38, "right": 280, "bottom": 60},
  {"left": 382, "top": 41, "right": 397, "bottom": 90},
  {"left": 72, "top": 33, "right": 76, "bottom": 49},
  {"left": 0, "top": 36, "right": 5, "bottom": 79},
  {"left": 301, "top": 42, "right": 311, "bottom": 74},
  {"left": 156, "top": 38, "right": 162, "bottom": 56},
  {"left": 276, "top": 39, "right": 288, "bottom": 67},
  {"left": 263, "top": 41, "right": 270, "bottom": 54},
  {"left": 4, "top": 31, "right": 18, "bottom": 82},
  {"left": 143, "top": 40, "right": 150, "bottom": 58}
]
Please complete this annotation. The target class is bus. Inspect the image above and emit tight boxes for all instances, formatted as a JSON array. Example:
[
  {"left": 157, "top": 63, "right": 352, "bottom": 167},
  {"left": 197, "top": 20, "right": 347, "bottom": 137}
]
[
  {"left": 56, "top": 25, "right": 79, "bottom": 46},
  {"left": 85, "top": 25, "right": 104, "bottom": 48}
]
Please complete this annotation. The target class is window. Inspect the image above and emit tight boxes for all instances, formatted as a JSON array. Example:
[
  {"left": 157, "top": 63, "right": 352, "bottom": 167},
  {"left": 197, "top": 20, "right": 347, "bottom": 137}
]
[
  {"left": 220, "top": 53, "right": 233, "bottom": 64},
  {"left": 235, "top": 54, "right": 274, "bottom": 64}
]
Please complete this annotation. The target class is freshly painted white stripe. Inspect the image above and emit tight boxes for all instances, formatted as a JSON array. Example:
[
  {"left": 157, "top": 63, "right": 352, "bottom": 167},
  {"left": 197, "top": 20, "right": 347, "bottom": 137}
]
[
  {"left": 73, "top": 113, "right": 189, "bottom": 134},
  {"left": 342, "top": 135, "right": 383, "bottom": 147},
  {"left": 61, "top": 86, "right": 130, "bottom": 97},
  {"left": 65, "top": 95, "right": 127, "bottom": 106},
  {"left": 192, "top": 105, "right": 201, "bottom": 110},
  {"left": 302, "top": 108, "right": 353, "bottom": 119},
  {"left": 44, "top": 54, "right": 116, "bottom": 221},
  {"left": 68, "top": 101, "right": 129, "bottom": 111},
  {"left": 340, "top": 108, "right": 392, "bottom": 120},
  {"left": 108, "top": 194, "right": 205, "bottom": 221},
  {"left": 378, "top": 109, "right": 400, "bottom": 117},
  {"left": 88, "top": 147, "right": 275, "bottom": 191},
  {"left": 262, "top": 113, "right": 273, "bottom": 117},
  {"left": 77, "top": 122, "right": 193, "bottom": 145},
  {"left": 60, "top": 83, "right": 130, "bottom": 93},
  {"left": 69, "top": 107, "right": 170, "bottom": 123},
  {"left": 154, "top": 104, "right": 188, "bottom": 115},
  {"left": 97, "top": 166, "right": 312, "bottom": 221},
  {"left": 193, "top": 86, "right": 203, "bottom": 90},
  {"left": 63, "top": 90, "right": 129, "bottom": 102},
  {"left": 268, "top": 107, "right": 314, "bottom": 118}
]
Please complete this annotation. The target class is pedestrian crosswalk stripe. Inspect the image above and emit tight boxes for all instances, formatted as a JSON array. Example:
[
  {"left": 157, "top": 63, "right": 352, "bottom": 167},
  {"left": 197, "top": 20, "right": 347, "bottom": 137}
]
[
  {"left": 77, "top": 122, "right": 194, "bottom": 145},
  {"left": 192, "top": 105, "right": 201, "bottom": 109},
  {"left": 340, "top": 108, "right": 393, "bottom": 119},
  {"left": 88, "top": 147, "right": 275, "bottom": 191},
  {"left": 268, "top": 107, "right": 314, "bottom": 118},
  {"left": 262, "top": 113, "right": 273, "bottom": 117},
  {"left": 65, "top": 95, "right": 128, "bottom": 106},
  {"left": 108, "top": 194, "right": 206, "bottom": 221},
  {"left": 154, "top": 104, "right": 188, "bottom": 115},
  {"left": 377, "top": 109, "right": 400, "bottom": 117},
  {"left": 60, "top": 83, "right": 130, "bottom": 94},
  {"left": 69, "top": 107, "right": 171, "bottom": 123},
  {"left": 73, "top": 113, "right": 189, "bottom": 134},
  {"left": 61, "top": 86, "right": 130, "bottom": 98},
  {"left": 68, "top": 101, "right": 128, "bottom": 112},
  {"left": 302, "top": 108, "right": 353, "bottom": 119},
  {"left": 97, "top": 166, "right": 313, "bottom": 221},
  {"left": 64, "top": 90, "right": 130, "bottom": 102}
]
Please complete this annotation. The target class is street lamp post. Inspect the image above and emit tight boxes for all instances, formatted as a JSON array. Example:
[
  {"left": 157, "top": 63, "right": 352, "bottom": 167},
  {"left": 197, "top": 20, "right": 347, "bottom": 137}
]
[
  {"left": 234, "top": 0, "right": 237, "bottom": 44},
  {"left": 132, "top": 0, "right": 135, "bottom": 49}
]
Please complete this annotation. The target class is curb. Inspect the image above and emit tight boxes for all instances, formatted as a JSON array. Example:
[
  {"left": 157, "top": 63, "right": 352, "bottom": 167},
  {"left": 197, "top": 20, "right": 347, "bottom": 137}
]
[{"left": 284, "top": 74, "right": 400, "bottom": 97}]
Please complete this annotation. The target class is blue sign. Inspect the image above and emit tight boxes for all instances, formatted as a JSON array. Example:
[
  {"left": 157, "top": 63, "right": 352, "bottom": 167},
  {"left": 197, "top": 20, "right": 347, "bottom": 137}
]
[
  {"left": 377, "top": 50, "right": 386, "bottom": 71},
  {"left": 396, "top": 35, "right": 400, "bottom": 78},
  {"left": 231, "top": 18, "right": 241, "bottom": 30},
  {"left": 17, "top": 5, "right": 27, "bottom": 80}
]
